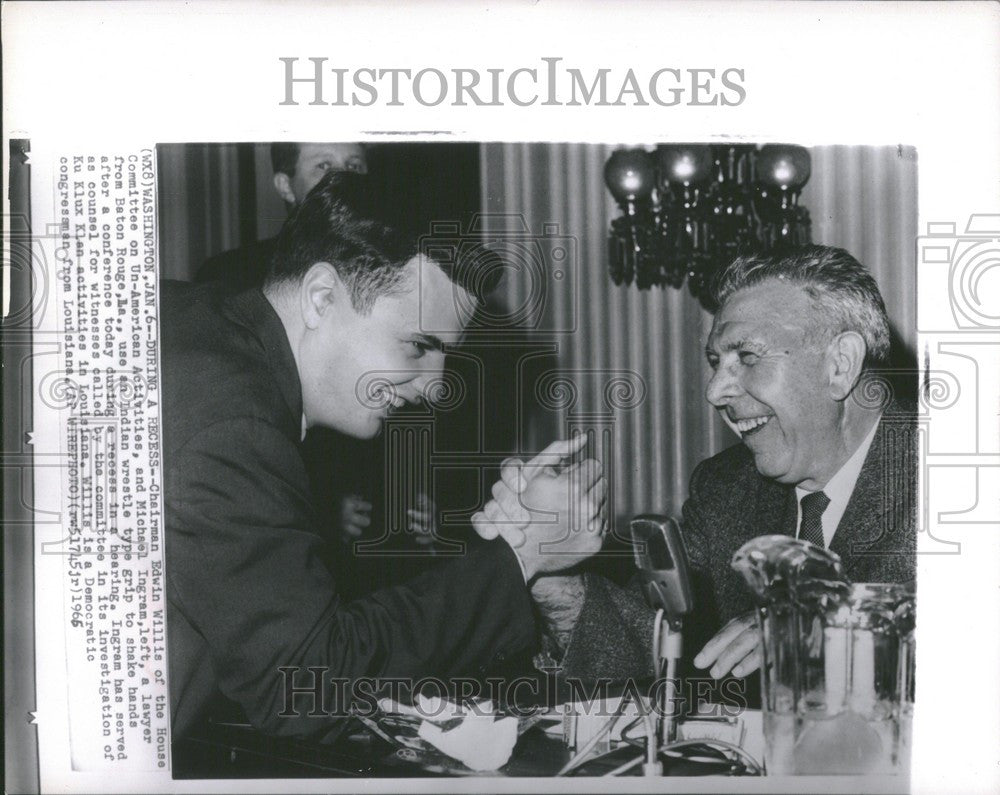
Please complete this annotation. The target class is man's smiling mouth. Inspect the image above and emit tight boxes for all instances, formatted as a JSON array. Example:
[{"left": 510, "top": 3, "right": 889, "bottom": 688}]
[{"left": 726, "top": 413, "right": 773, "bottom": 437}]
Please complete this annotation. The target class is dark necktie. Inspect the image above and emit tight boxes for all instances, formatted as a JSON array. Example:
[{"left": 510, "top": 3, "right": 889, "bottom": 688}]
[{"left": 798, "top": 490, "right": 830, "bottom": 548}]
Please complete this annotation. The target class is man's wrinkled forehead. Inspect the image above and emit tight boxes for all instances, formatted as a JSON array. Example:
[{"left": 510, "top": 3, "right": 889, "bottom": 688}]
[{"left": 708, "top": 283, "right": 814, "bottom": 351}]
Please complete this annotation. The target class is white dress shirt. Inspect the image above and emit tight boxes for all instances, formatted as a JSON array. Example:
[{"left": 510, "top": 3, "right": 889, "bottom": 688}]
[{"left": 795, "top": 416, "right": 881, "bottom": 548}]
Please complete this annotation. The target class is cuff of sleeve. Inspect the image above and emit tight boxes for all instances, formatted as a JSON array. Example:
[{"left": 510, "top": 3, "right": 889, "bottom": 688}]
[{"left": 483, "top": 541, "right": 537, "bottom": 665}]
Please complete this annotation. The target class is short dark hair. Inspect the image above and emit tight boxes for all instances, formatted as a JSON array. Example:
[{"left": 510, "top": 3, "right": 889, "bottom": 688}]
[
  {"left": 265, "top": 171, "right": 501, "bottom": 312},
  {"left": 270, "top": 142, "right": 300, "bottom": 178},
  {"left": 713, "top": 245, "right": 892, "bottom": 367}
]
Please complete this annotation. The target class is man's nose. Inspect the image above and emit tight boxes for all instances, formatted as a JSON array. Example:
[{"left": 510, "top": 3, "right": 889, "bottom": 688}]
[{"left": 705, "top": 364, "right": 741, "bottom": 407}]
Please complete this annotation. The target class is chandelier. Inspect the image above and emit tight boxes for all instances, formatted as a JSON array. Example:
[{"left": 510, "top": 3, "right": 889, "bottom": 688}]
[{"left": 604, "top": 144, "right": 812, "bottom": 308}]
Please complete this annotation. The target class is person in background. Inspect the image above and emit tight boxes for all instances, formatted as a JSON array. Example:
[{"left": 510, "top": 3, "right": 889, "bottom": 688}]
[{"left": 197, "top": 142, "right": 368, "bottom": 288}]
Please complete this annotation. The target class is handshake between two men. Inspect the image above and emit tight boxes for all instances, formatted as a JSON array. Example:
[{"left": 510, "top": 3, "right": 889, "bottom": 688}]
[
  {"left": 471, "top": 434, "right": 762, "bottom": 684},
  {"left": 473, "top": 435, "right": 609, "bottom": 583}
]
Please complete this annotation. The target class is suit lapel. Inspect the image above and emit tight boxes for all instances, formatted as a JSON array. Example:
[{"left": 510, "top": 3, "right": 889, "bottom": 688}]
[
  {"left": 751, "top": 473, "right": 796, "bottom": 539},
  {"left": 830, "top": 403, "right": 917, "bottom": 579},
  {"left": 829, "top": 441, "right": 885, "bottom": 562},
  {"left": 711, "top": 451, "right": 795, "bottom": 626}
]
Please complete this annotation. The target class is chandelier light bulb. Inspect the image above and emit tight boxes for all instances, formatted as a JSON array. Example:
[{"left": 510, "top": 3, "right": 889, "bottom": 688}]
[
  {"left": 657, "top": 144, "right": 714, "bottom": 186},
  {"left": 603, "top": 143, "right": 812, "bottom": 300},
  {"left": 603, "top": 148, "right": 656, "bottom": 204},
  {"left": 756, "top": 144, "right": 812, "bottom": 191}
]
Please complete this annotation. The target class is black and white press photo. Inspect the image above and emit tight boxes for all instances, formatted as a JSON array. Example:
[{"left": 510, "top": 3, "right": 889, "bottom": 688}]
[
  {"left": 5, "top": 4, "right": 999, "bottom": 794},
  {"left": 153, "top": 140, "right": 919, "bottom": 779}
]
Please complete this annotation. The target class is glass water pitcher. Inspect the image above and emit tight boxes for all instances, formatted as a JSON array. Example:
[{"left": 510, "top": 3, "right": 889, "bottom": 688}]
[{"left": 731, "top": 535, "right": 915, "bottom": 776}]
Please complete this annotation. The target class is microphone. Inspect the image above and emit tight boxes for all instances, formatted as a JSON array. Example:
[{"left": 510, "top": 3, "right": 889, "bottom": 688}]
[
  {"left": 630, "top": 514, "right": 694, "bottom": 749},
  {"left": 629, "top": 514, "right": 694, "bottom": 630}
]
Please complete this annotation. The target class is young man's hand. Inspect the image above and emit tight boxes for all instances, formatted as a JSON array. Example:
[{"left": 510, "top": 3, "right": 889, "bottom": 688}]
[{"left": 473, "top": 436, "right": 607, "bottom": 581}]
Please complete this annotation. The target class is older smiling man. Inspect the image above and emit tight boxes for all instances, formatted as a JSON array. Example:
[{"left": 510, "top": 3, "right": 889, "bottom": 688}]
[{"left": 476, "top": 245, "right": 916, "bottom": 696}]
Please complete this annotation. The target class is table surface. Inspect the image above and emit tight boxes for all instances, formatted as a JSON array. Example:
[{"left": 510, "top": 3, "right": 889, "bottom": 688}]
[{"left": 173, "top": 711, "right": 765, "bottom": 779}]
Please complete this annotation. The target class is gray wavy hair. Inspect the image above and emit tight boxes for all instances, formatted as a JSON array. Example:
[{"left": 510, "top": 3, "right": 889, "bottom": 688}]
[{"left": 713, "top": 245, "right": 891, "bottom": 367}]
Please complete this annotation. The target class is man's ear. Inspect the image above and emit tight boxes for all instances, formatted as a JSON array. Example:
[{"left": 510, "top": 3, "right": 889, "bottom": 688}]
[
  {"left": 827, "top": 331, "right": 867, "bottom": 400},
  {"left": 273, "top": 172, "right": 297, "bottom": 206},
  {"left": 300, "top": 263, "right": 348, "bottom": 330}
]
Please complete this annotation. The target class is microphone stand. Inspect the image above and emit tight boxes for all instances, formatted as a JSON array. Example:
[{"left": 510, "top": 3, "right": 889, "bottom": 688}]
[
  {"left": 657, "top": 614, "right": 684, "bottom": 748},
  {"left": 630, "top": 514, "right": 695, "bottom": 775}
]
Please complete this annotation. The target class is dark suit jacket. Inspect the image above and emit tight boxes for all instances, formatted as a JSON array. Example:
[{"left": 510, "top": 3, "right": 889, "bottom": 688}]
[
  {"left": 198, "top": 241, "right": 409, "bottom": 597},
  {"left": 162, "top": 281, "right": 535, "bottom": 741},
  {"left": 561, "top": 403, "right": 917, "bottom": 684}
]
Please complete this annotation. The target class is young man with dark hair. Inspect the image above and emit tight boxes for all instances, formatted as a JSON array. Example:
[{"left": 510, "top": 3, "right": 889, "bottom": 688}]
[
  {"left": 199, "top": 144, "right": 429, "bottom": 586},
  {"left": 162, "top": 171, "right": 608, "bottom": 742}
]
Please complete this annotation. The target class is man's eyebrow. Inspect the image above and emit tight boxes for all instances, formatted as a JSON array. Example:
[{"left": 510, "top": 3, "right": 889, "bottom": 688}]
[
  {"left": 414, "top": 332, "right": 445, "bottom": 352},
  {"left": 706, "top": 337, "right": 763, "bottom": 357},
  {"left": 726, "top": 337, "right": 764, "bottom": 351}
]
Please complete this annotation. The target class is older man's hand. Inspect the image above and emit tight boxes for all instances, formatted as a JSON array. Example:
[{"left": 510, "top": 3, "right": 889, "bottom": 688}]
[
  {"left": 472, "top": 437, "right": 607, "bottom": 581},
  {"left": 514, "top": 460, "right": 607, "bottom": 580},
  {"left": 473, "top": 436, "right": 587, "bottom": 547},
  {"left": 693, "top": 611, "right": 761, "bottom": 679}
]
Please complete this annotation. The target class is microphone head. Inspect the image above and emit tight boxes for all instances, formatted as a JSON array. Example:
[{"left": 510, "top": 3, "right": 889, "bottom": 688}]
[{"left": 630, "top": 514, "right": 694, "bottom": 619}]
